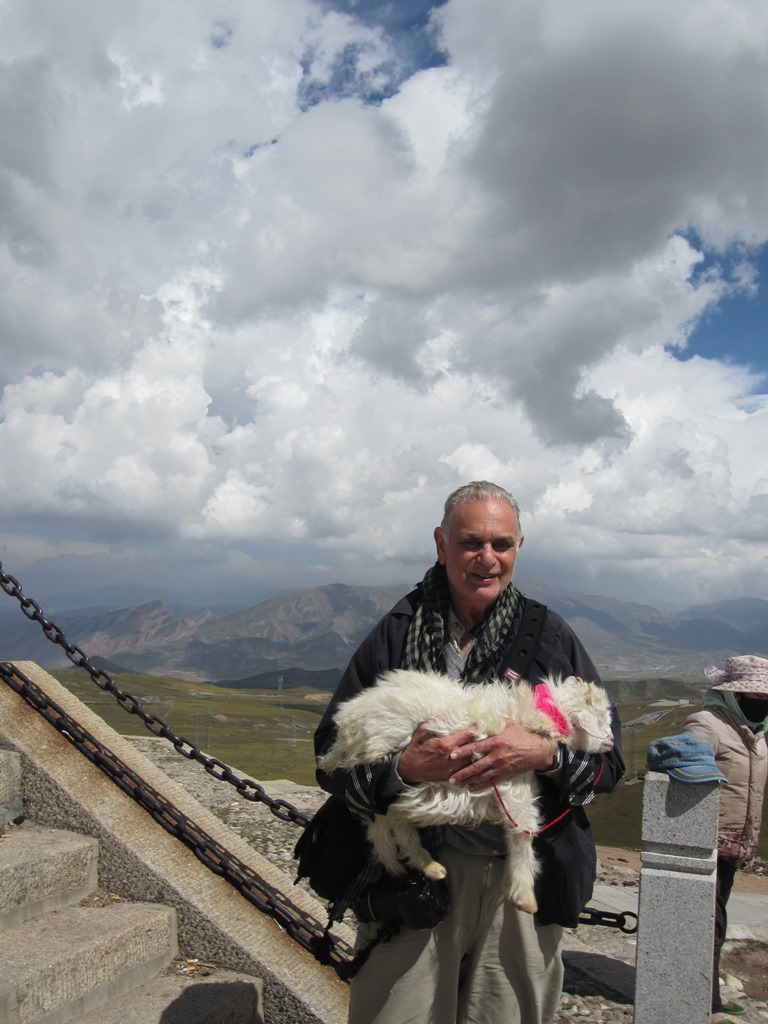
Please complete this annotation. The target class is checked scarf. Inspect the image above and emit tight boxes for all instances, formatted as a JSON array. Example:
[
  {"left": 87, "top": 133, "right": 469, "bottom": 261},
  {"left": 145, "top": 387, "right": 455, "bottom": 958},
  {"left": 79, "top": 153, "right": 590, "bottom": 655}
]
[{"left": 402, "top": 562, "right": 519, "bottom": 680}]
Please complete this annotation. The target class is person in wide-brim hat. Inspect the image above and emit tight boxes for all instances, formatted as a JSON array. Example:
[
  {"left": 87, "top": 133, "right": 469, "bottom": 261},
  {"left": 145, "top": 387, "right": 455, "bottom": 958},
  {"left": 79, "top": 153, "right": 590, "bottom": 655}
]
[
  {"left": 682, "top": 654, "right": 768, "bottom": 1023},
  {"left": 706, "top": 653, "right": 768, "bottom": 695}
]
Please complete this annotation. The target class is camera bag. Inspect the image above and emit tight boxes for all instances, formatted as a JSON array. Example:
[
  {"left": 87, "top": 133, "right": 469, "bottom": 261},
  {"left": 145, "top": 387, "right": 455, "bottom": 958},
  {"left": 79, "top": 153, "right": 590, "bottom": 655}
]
[{"left": 293, "top": 794, "right": 372, "bottom": 902}]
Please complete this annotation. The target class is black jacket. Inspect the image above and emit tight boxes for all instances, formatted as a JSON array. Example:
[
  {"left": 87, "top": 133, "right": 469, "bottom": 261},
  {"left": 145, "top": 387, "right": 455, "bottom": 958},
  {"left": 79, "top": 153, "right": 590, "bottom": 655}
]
[{"left": 314, "top": 588, "right": 624, "bottom": 926}]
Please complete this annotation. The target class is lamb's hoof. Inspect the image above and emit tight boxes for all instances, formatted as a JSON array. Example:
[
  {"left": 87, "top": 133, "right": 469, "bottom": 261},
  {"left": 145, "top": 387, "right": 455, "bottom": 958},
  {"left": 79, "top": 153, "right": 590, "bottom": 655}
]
[
  {"left": 508, "top": 895, "right": 538, "bottom": 914},
  {"left": 424, "top": 862, "right": 448, "bottom": 881}
]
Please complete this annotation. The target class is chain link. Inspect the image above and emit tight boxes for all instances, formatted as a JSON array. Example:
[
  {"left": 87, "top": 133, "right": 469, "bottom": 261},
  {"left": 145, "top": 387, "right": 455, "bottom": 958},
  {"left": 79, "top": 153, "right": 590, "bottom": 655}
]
[{"left": 578, "top": 906, "right": 638, "bottom": 934}]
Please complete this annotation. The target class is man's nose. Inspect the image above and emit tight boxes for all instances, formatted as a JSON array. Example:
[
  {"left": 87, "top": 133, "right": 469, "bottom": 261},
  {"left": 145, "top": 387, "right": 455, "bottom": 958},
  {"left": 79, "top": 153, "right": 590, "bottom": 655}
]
[{"left": 476, "top": 543, "right": 496, "bottom": 565}]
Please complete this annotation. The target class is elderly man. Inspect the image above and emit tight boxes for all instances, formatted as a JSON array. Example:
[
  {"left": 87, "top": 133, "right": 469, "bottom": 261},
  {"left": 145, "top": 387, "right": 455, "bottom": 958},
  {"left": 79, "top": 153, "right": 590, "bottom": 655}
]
[{"left": 315, "top": 481, "right": 624, "bottom": 1024}]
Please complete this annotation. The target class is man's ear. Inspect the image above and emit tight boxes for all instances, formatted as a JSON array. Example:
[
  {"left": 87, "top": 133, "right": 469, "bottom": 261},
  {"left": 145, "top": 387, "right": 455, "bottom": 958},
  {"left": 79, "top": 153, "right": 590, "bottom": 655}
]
[
  {"left": 434, "top": 526, "right": 446, "bottom": 565},
  {"left": 518, "top": 534, "right": 524, "bottom": 551}
]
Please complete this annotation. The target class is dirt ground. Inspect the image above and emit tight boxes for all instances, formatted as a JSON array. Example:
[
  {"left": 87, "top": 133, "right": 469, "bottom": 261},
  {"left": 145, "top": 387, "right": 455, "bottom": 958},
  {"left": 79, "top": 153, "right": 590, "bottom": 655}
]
[
  {"left": 596, "top": 847, "right": 768, "bottom": 1002},
  {"left": 596, "top": 845, "right": 643, "bottom": 874},
  {"left": 596, "top": 846, "right": 768, "bottom": 894}
]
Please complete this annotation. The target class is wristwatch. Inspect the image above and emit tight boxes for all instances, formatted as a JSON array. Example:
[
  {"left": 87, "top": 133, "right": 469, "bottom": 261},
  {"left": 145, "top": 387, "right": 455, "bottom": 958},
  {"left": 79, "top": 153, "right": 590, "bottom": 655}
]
[{"left": 545, "top": 741, "right": 564, "bottom": 774}]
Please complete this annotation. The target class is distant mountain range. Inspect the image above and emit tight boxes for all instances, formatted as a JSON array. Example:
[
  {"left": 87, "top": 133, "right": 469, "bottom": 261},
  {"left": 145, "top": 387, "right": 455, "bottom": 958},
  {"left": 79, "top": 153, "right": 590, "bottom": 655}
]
[{"left": 1, "top": 579, "right": 766, "bottom": 685}]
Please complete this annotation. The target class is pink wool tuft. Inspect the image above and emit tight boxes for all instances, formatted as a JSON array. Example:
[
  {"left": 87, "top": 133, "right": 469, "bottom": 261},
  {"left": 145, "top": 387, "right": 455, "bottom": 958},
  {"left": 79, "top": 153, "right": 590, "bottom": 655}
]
[{"left": 534, "top": 681, "right": 571, "bottom": 737}]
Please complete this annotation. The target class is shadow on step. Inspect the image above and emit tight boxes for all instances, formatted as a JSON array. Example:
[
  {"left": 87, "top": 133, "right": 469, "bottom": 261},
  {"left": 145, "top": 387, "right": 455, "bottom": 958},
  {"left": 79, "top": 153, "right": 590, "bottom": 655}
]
[{"left": 562, "top": 950, "right": 636, "bottom": 1004}]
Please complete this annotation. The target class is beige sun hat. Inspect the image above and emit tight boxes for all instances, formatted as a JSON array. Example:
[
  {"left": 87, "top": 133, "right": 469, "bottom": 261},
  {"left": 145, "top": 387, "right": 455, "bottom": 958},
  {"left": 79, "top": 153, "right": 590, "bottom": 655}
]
[{"left": 704, "top": 654, "right": 768, "bottom": 694}]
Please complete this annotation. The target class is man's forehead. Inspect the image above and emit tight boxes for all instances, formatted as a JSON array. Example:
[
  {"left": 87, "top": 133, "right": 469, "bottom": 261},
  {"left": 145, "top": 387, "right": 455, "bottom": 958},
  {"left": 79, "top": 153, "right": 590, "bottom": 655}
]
[{"left": 450, "top": 498, "right": 519, "bottom": 531}]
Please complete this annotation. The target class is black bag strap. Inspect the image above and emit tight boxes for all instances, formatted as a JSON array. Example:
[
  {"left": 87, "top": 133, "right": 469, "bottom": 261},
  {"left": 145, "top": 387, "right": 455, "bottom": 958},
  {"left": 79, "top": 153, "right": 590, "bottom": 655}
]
[{"left": 497, "top": 596, "right": 547, "bottom": 681}]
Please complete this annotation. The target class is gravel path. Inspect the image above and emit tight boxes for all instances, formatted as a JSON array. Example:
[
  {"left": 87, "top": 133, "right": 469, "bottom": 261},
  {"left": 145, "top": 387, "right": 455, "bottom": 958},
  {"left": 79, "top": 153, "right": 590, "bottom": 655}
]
[{"left": 129, "top": 736, "right": 768, "bottom": 1024}]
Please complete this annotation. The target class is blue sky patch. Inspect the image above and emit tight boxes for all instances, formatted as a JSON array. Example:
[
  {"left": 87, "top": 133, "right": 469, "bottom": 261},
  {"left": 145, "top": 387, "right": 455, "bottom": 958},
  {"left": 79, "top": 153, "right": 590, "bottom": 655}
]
[
  {"left": 301, "top": 0, "right": 448, "bottom": 107},
  {"left": 672, "top": 236, "right": 767, "bottom": 380}
]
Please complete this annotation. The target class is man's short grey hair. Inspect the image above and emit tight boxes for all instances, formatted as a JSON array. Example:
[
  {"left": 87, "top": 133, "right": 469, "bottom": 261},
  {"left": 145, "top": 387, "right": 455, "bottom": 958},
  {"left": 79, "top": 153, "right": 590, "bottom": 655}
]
[{"left": 440, "top": 481, "right": 522, "bottom": 538}]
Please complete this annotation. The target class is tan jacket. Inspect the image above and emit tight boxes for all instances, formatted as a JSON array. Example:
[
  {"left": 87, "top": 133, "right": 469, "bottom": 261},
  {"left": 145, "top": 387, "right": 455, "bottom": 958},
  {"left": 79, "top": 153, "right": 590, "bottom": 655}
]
[{"left": 683, "top": 707, "right": 767, "bottom": 864}]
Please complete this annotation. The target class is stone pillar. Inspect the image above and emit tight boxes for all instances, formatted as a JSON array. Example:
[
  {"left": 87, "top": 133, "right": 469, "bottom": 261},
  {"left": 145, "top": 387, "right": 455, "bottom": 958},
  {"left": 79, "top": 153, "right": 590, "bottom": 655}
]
[{"left": 634, "top": 771, "right": 719, "bottom": 1024}]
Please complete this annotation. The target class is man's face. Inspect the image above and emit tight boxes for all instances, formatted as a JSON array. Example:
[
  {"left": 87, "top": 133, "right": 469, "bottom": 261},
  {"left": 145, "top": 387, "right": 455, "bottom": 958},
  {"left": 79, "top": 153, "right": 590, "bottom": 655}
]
[{"left": 434, "top": 498, "right": 523, "bottom": 625}]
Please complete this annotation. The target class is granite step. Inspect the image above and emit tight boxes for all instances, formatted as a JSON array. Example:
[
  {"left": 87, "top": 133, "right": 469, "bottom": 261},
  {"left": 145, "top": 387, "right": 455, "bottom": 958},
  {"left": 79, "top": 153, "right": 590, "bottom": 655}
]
[
  {"left": 74, "top": 969, "right": 263, "bottom": 1024},
  {"left": 0, "top": 825, "right": 99, "bottom": 929},
  {"left": 0, "top": 902, "right": 177, "bottom": 1024}
]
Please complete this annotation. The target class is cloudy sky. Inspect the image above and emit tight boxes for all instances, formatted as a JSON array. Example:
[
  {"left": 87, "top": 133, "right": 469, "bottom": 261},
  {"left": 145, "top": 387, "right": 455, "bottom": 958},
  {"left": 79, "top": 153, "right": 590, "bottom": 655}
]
[{"left": 1, "top": 0, "right": 767, "bottom": 613}]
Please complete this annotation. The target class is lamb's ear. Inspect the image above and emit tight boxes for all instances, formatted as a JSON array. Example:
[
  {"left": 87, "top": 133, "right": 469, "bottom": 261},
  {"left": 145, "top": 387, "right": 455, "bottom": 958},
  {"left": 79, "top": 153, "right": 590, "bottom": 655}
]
[{"left": 569, "top": 711, "right": 611, "bottom": 751}]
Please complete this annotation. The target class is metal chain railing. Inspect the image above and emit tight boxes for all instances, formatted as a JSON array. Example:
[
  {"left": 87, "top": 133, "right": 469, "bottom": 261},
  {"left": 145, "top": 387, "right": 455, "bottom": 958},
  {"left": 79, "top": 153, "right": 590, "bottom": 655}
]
[
  {"left": 0, "top": 660, "right": 355, "bottom": 972},
  {"left": 0, "top": 559, "right": 636, "bottom": 938},
  {"left": 0, "top": 561, "right": 311, "bottom": 828}
]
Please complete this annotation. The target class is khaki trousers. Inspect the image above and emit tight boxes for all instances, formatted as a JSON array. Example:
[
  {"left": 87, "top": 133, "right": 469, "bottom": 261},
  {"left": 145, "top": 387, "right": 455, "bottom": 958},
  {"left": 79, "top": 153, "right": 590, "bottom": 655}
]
[{"left": 348, "top": 845, "right": 564, "bottom": 1024}]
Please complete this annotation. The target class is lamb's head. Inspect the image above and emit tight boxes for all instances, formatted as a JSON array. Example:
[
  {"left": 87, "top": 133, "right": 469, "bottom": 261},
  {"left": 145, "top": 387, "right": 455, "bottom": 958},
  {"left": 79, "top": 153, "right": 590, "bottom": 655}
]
[{"left": 557, "top": 677, "right": 614, "bottom": 754}]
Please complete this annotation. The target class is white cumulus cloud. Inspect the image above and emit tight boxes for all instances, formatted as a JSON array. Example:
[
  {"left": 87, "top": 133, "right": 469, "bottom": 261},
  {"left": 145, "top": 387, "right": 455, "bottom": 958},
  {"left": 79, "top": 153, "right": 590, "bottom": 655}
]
[{"left": 0, "top": 0, "right": 766, "bottom": 612}]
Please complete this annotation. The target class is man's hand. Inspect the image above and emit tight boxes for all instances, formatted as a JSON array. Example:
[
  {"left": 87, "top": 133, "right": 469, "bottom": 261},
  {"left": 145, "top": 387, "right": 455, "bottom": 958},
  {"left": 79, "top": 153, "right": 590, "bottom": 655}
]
[
  {"left": 397, "top": 723, "right": 478, "bottom": 784},
  {"left": 397, "top": 720, "right": 557, "bottom": 789},
  {"left": 447, "top": 721, "right": 557, "bottom": 792}
]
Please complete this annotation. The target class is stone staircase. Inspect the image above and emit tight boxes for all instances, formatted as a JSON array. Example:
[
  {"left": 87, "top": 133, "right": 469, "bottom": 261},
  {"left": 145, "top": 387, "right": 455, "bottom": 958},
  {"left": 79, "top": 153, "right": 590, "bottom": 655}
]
[{"left": 0, "top": 749, "right": 263, "bottom": 1024}]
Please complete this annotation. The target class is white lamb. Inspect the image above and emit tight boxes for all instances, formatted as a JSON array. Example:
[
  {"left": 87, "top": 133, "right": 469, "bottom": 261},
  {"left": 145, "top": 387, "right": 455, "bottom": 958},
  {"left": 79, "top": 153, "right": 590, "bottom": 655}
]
[{"left": 318, "top": 668, "right": 614, "bottom": 914}]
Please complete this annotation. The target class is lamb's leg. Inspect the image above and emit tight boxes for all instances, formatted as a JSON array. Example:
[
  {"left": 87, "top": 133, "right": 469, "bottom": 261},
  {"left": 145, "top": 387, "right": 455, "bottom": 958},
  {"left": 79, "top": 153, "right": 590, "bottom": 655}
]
[
  {"left": 365, "top": 815, "right": 408, "bottom": 877},
  {"left": 386, "top": 814, "right": 448, "bottom": 881},
  {"left": 502, "top": 828, "right": 540, "bottom": 914}
]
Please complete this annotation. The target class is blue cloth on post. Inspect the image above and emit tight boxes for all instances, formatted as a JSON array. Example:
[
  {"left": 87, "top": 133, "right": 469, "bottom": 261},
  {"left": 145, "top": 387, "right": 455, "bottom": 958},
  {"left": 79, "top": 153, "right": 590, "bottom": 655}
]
[{"left": 646, "top": 734, "right": 727, "bottom": 783}]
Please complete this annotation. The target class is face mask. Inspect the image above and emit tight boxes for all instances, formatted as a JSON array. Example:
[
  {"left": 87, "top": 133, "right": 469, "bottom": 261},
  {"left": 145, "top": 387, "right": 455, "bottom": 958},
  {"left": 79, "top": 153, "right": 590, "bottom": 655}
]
[{"left": 735, "top": 694, "right": 768, "bottom": 724}]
